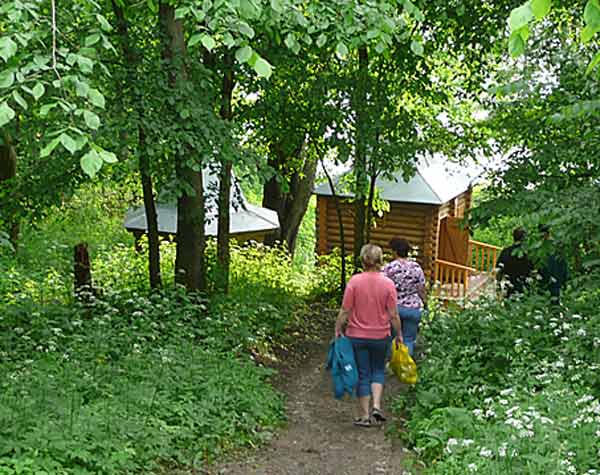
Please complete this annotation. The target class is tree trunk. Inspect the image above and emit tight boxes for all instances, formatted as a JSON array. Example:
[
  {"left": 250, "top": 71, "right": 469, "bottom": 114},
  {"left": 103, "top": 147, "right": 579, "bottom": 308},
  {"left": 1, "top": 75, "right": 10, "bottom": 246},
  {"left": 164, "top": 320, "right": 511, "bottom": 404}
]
[
  {"left": 112, "top": 0, "right": 161, "bottom": 289},
  {"left": 74, "top": 243, "right": 92, "bottom": 297},
  {"left": 216, "top": 53, "right": 234, "bottom": 294},
  {"left": 0, "top": 130, "right": 19, "bottom": 249},
  {"left": 320, "top": 158, "right": 346, "bottom": 292},
  {"left": 364, "top": 172, "right": 377, "bottom": 243},
  {"left": 139, "top": 128, "right": 161, "bottom": 288},
  {"left": 280, "top": 148, "right": 317, "bottom": 254},
  {"left": 159, "top": 2, "right": 206, "bottom": 291},
  {"left": 353, "top": 46, "right": 369, "bottom": 268},
  {"left": 262, "top": 139, "right": 317, "bottom": 255}
]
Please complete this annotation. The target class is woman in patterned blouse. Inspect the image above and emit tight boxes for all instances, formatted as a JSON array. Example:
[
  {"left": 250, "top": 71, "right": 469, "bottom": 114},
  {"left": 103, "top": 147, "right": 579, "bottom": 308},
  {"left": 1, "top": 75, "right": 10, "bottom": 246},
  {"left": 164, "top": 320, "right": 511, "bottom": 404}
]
[{"left": 383, "top": 238, "right": 427, "bottom": 356}]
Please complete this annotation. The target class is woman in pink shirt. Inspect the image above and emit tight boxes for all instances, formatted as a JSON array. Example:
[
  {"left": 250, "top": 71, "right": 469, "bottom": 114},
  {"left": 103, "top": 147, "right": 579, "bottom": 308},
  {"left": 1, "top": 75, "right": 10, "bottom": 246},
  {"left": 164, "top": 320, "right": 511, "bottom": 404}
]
[{"left": 335, "top": 244, "right": 402, "bottom": 427}]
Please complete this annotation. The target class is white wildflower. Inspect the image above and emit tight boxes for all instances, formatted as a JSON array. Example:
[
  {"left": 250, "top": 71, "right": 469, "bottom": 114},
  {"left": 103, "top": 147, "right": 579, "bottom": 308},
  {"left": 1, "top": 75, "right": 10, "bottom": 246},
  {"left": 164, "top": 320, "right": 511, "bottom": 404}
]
[
  {"left": 500, "top": 388, "right": 514, "bottom": 396},
  {"left": 499, "top": 399, "right": 509, "bottom": 406},
  {"left": 479, "top": 447, "right": 493, "bottom": 458},
  {"left": 468, "top": 463, "right": 478, "bottom": 472},
  {"left": 462, "top": 439, "right": 474, "bottom": 447},
  {"left": 577, "top": 328, "right": 587, "bottom": 337}
]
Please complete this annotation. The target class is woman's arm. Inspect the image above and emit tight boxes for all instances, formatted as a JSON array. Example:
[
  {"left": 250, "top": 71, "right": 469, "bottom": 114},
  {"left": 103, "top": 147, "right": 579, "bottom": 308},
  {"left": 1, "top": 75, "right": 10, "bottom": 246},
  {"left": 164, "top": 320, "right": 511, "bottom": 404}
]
[
  {"left": 418, "top": 284, "right": 427, "bottom": 309},
  {"left": 388, "top": 306, "right": 403, "bottom": 344},
  {"left": 335, "top": 307, "right": 350, "bottom": 338}
]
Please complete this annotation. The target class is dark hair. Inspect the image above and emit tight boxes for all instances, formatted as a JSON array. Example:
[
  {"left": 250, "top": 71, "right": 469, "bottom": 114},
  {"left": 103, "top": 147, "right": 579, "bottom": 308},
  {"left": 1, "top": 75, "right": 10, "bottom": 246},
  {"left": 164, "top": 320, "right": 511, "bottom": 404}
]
[
  {"left": 513, "top": 227, "right": 526, "bottom": 243},
  {"left": 389, "top": 237, "right": 411, "bottom": 257},
  {"left": 538, "top": 224, "right": 550, "bottom": 234}
]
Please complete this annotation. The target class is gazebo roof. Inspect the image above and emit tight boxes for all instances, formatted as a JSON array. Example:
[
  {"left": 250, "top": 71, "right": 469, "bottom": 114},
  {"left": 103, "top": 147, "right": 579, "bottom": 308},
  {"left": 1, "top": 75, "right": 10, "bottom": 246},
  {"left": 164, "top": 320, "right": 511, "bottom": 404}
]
[
  {"left": 314, "top": 161, "right": 474, "bottom": 205},
  {"left": 124, "top": 169, "right": 279, "bottom": 236}
]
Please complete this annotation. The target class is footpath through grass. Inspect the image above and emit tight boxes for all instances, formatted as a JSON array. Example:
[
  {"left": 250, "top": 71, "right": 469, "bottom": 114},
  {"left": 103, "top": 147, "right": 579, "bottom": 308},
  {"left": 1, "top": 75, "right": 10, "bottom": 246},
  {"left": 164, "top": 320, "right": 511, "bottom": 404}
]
[{"left": 394, "top": 287, "right": 600, "bottom": 475}]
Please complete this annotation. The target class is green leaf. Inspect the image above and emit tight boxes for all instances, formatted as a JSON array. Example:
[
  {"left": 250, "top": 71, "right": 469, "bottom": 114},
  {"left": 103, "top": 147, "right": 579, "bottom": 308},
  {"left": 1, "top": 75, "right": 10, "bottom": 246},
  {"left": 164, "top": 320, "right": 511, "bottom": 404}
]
[
  {"left": 189, "top": 34, "right": 202, "bottom": 47},
  {"left": 88, "top": 89, "right": 105, "bottom": 108},
  {"left": 0, "top": 101, "right": 15, "bottom": 127},
  {"left": 509, "top": 29, "right": 526, "bottom": 57},
  {"left": 85, "top": 33, "right": 101, "bottom": 47},
  {"left": 0, "top": 70, "right": 14, "bottom": 89},
  {"left": 586, "top": 50, "right": 600, "bottom": 74},
  {"left": 235, "top": 45, "right": 253, "bottom": 63},
  {"left": 284, "top": 34, "right": 300, "bottom": 54},
  {"left": 84, "top": 110, "right": 100, "bottom": 130},
  {"left": 410, "top": 40, "right": 424, "bottom": 56},
  {"left": 366, "top": 29, "right": 380, "bottom": 40},
  {"left": 200, "top": 34, "right": 216, "bottom": 51},
  {"left": 75, "top": 80, "right": 90, "bottom": 98},
  {"left": 96, "top": 14, "right": 113, "bottom": 32},
  {"left": 240, "top": 0, "right": 260, "bottom": 19},
  {"left": 238, "top": 22, "right": 255, "bottom": 39},
  {"left": 77, "top": 55, "right": 94, "bottom": 73},
  {"left": 40, "top": 137, "right": 60, "bottom": 158},
  {"left": 531, "top": 0, "right": 551, "bottom": 20},
  {"left": 12, "top": 90, "right": 27, "bottom": 109},
  {"left": 584, "top": 0, "right": 600, "bottom": 27},
  {"left": 99, "top": 149, "right": 118, "bottom": 163},
  {"left": 60, "top": 133, "right": 78, "bottom": 154},
  {"left": 175, "top": 6, "right": 190, "bottom": 19},
  {"left": 270, "top": 0, "right": 283, "bottom": 12},
  {"left": 40, "top": 103, "right": 57, "bottom": 116},
  {"left": 253, "top": 57, "right": 273, "bottom": 79},
  {"left": 31, "top": 82, "right": 45, "bottom": 101},
  {"left": 0, "top": 37, "right": 17, "bottom": 62},
  {"left": 335, "top": 42, "right": 349, "bottom": 60},
  {"left": 581, "top": 25, "right": 597, "bottom": 42},
  {"left": 81, "top": 150, "right": 103, "bottom": 177},
  {"left": 316, "top": 34, "right": 327, "bottom": 48},
  {"left": 223, "top": 33, "right": 235, "bottom": 48},
  {"left": 509, "top": 3, "right": 534, "bottom": 32}
]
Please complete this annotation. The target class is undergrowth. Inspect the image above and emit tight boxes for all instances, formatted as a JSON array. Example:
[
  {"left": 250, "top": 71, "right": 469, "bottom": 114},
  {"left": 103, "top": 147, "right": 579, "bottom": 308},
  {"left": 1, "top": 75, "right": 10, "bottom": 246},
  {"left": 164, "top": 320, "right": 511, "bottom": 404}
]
[
  {"left": 394, "top": 285, "right": 600, "bottom": 475},
  {"left": 0, "top": 182, "right": 340, "bottom": 474}
]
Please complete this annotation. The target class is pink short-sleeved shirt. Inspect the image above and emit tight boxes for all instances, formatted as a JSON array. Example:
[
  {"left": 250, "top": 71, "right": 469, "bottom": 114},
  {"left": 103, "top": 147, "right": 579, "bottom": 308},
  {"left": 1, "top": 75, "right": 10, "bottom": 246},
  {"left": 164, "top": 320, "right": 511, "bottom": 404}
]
[{"left": 342, "top": 271, "right": 397, "bottom": 340}]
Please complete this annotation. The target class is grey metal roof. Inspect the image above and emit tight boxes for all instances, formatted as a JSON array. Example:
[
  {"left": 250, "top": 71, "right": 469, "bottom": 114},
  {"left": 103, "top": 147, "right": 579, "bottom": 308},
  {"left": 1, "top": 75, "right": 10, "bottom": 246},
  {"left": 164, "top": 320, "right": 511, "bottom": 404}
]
[
  {"left": 314, "top": 161, "right": 473, "bottom": 205},
  {"left": 124, "top": 169, "right": 279, "bottom": 236}
]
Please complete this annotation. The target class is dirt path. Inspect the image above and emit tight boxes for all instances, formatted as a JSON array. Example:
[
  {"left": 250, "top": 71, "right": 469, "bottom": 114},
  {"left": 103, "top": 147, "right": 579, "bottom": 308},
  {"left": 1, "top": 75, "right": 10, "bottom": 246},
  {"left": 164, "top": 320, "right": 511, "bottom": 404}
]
[{"left": 211, "top": 313, "right": 409, "bottom": 475}]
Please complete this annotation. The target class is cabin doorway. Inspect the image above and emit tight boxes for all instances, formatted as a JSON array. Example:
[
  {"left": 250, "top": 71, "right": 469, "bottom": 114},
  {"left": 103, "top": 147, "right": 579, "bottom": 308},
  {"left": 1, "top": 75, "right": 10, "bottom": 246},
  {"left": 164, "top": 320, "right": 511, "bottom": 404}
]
[{"left": 438, "top": 216, "right": 469, "bottom": 266}]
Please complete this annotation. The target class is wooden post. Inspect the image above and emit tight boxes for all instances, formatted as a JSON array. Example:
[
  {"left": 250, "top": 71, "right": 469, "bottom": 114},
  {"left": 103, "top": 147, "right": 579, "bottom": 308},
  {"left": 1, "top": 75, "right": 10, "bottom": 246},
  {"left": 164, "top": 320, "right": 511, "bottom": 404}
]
[
  {"left": 317, "top": 196, "right": 328, "bottom": 255},
  {"left": 74, "top": 243, "right": 92, "bottom": 297}
]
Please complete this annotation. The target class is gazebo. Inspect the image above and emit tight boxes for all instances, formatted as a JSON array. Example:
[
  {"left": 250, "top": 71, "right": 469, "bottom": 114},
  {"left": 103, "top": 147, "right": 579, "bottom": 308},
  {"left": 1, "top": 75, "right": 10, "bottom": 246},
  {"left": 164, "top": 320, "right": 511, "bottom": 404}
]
[
  {"left": 314, "top": 161, "right": 500, "bottom": 300},
  {"left": 124, "top": 169, "right": 280, "bottom": 244}
]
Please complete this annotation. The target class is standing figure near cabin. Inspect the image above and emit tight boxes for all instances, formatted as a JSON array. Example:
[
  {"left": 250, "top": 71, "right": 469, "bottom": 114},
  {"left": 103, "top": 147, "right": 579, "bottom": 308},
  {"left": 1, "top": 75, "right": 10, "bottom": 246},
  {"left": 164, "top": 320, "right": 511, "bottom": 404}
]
[
  {"left": 496, "top": 227, "right": 534, "bottom": 298},
  {"left": 383, "top": 238, "right": 427, "bottom": 357},
  {"left": 537, "top": 224, "right": 568, "bottom": 306},
  {"left": 335, "top": 244, "right": 402, "bottom": 427}
]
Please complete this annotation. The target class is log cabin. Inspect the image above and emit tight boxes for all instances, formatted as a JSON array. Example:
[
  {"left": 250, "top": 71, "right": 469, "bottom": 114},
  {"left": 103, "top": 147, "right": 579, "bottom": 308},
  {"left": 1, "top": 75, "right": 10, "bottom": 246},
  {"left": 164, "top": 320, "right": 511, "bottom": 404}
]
[{"left": 314, "top": 162, "right": 500, "bottom": 301}]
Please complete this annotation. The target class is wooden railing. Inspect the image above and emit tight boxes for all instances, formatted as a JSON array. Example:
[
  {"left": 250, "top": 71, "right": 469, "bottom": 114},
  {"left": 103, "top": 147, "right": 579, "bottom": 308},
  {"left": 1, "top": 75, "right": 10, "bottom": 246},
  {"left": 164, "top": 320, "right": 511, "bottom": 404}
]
[
  {"left": 468, "top": 240, "right": 501, "bottom": 273},
  {"left": 433, "top": 259, "right": 477, "bottom": 299}
]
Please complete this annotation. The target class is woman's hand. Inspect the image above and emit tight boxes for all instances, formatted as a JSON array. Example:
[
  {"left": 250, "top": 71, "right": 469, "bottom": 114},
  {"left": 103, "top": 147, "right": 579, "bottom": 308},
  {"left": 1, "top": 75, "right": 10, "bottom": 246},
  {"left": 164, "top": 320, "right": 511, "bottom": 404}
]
[
  {"left": 335, "top": 307, "right": 350, "bottom": 339},
  {"left": 394, "top": 333, "right": 403, "bottom": 346}
]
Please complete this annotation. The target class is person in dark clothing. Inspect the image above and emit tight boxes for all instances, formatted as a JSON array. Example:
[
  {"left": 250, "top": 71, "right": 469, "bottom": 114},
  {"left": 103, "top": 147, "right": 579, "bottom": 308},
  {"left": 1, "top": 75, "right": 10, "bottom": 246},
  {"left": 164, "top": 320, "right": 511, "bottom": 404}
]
[
  {"left": 538, "top": 224, "right": 568, "bottom": 305},
  {"left": 496, "top": 227, "right": 534, "bottom": 298}
]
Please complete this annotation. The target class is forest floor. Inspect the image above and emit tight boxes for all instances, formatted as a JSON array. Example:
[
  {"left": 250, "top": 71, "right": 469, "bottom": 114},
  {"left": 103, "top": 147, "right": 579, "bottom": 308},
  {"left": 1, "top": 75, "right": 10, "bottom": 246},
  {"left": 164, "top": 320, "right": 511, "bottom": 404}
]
[{"left": 208, "top": 305, "right": 412, "bottom": 475}]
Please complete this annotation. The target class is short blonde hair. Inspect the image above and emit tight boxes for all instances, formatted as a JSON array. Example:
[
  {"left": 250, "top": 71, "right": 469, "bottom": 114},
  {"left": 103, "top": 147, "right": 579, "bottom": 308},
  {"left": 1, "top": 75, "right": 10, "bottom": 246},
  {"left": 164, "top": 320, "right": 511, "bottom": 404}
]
[{"left": 360, "top": 244, "right": 383, "bottom": 269}]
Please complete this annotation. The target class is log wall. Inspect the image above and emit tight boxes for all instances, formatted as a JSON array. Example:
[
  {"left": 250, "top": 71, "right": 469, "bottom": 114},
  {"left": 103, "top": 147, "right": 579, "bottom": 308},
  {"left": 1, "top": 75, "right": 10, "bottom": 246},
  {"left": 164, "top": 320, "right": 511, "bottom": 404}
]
[
  {"left": 315, "top": 187, "right": 473, "bottom": 282},
  {"left": 316, "top": 196, "right": 438, "bottom": 273}
]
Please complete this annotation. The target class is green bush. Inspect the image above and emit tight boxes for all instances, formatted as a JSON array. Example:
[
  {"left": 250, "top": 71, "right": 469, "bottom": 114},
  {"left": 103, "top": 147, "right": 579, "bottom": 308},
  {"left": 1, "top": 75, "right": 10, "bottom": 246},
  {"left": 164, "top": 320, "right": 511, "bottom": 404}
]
[
  {"left": 0, "top": 289, "right": 284, "bottom": 474},
  {"left": 395, "top": 284, "right": 600, "bottom": 474}
]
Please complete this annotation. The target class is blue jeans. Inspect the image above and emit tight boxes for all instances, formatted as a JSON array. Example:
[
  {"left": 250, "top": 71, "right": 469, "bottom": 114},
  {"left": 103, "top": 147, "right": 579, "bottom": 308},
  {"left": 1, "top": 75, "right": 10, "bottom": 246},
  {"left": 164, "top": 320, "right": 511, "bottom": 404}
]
[
  {"left": 395, "top": 306, "right": 421, "bottom": 357},
  {"left": 348, "top": 338, "right": 388, "bottom": 397}
]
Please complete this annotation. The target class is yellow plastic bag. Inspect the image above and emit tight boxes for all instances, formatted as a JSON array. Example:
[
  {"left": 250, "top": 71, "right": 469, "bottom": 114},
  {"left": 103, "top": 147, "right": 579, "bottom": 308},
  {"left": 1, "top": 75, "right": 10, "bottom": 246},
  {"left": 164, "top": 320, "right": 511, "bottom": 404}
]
[{"left": 390, "top": 342, "right": 417, "bottom": 385}]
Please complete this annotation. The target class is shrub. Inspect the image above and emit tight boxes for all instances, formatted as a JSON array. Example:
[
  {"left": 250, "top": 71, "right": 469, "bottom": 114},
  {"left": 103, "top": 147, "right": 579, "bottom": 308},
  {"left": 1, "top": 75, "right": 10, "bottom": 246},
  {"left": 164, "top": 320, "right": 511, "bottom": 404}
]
[{"left": 394, "top": 283, "right": 600, "bottom": 474}]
